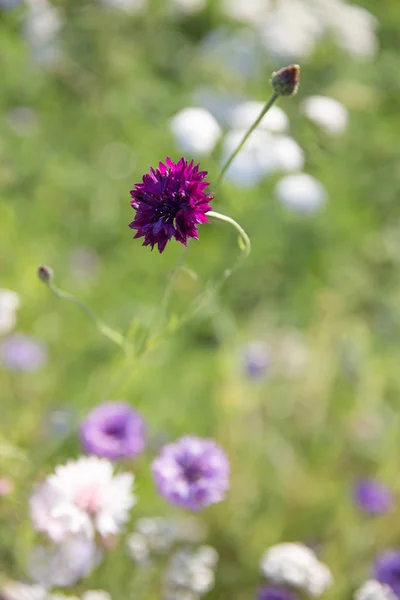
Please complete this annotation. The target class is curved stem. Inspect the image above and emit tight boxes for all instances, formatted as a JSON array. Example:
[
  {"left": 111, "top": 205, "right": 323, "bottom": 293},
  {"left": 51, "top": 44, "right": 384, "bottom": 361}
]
[
  {"left": 215, "top": 92, "right": 279, "bottom": 188},
  {"left": 47, "top": 281, "right": 125, "bottom": 348},
  {"left": 207, "top": 210, "right": 251, "bottom": 257}
]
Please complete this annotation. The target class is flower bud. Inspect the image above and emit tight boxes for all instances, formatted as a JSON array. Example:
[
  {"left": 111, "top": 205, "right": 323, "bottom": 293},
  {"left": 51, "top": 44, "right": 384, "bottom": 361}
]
[
  {"left": 271, "top": 64, "right": 300, "bottom": 97},
  {"left": 37, "top": 265, "right": 53, "bottom": 284}
]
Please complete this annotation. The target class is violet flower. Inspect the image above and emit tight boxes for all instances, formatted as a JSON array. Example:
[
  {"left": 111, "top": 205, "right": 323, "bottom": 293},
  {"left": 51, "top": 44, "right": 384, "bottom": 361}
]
[
  {"left": 152, "top": 435, "right": 230, "bottom": 511},
  {"left": 129, "top": 157, "right": 213, "bottom": 253},
  {"left": 375, "top": 549, "right": 400, "bottom": 597},
  {"left": 257, "top": 585, "right": 299, "bottom": 600},
  {"left": 80, "top": 401, "right": 147, "bottom": 461},
  {"left": 353, "top": 479, "right": 393, "bottom": 515},
  {"left": 0, "top": 334, "right": 47, "bottom": 372}
]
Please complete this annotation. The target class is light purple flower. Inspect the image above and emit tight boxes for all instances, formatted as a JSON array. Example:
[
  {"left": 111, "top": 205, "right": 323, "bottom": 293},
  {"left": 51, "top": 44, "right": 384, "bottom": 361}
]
[
  {"left": 375, "top": 549, "right": 400, "bottom": 596},
  {"left": 79, "top": 401, "right": 147, "bottom": 461},
  {"left": 152, "top": 435, "right": 230, "bottom": 511},
  {"left": 353, "top": 479, "right": 393, "bottom": 515},
  {"left": 257, "top": 585, "right": 299, "bottom": 600},
  {"left": 243, "top": 341, "right": 271, "bottom": 380},
  {"left": 129, "top": 157, "right": 213, "bottom": 253},
  {"left": 1, "top": 334, "right": 47, "bottom": 372}
]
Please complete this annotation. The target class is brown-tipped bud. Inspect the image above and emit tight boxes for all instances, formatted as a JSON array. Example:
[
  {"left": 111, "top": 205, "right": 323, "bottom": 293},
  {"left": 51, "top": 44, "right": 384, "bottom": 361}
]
[
  {"left": 38, "top": 265, "right": 53, "bottom": 284},
  {"left": 271, "top": 64, "right": 300, "bottom": 96}
]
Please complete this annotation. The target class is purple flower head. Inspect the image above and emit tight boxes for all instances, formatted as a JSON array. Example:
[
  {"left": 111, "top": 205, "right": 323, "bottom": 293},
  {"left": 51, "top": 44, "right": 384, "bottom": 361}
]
[
  {"left": 152, "top": 435, "right": 230, "bottom": 511},
  {"left": 257, "top": 585, "right": 299, "bottom": 600},
  {"left": 129, "top": 157, "right": 213, "bottom": 253},
  {"left": 80, "top": 401, "right": 147, "bottom": 461},
  {"left": 375, "top": 549, "right": 400, "bottom": 596},
  {"left": 1, "top": 334, "right": 47, "bottom": 372},
  {"left": 353, "top": 478, "right": 393, "bottom": 515},
  {"left": 243, "top": 341, "right": 271, "bottom": 380}
]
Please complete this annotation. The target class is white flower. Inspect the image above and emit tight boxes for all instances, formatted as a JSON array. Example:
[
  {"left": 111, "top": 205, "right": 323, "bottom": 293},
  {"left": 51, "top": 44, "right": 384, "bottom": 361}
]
[
  {"left": 164, "top": 546, "right": 218, "bottom": 597},
  {"left": 302, "top": 96, "right": 349, "bottom": 135},
  {"left": 82, "top": 591, "right": 112, "bottom": 600},
  {"left": 260, "top": 542, "right": 333, "bottom": 597},
  {"left": 229, "top": 102, "right": 288, "bottom": 134},
  {"left": 332, "top": 4, "right": 378, "bottom": 58},
  {"left": 275, "top": 174, "right": 327, "bottom": 214},
  {"left": 170, "top": 107, "right": 221, "bottom": 156},
  {"left": 192, "top": 87, "right": 244, "bottom": 127},
  {"left": 220, "top": 0, "right": 270, "bottom": 24},
  {"left": 355, "top": 580, "right": 397, "bottom": 600},
  {"left": 0, "top": 581, "right": 47, "bottom": 600},
  {"left": 221, "top": 129, "right": 276, "bottom": 187},
  {"left": 200, "top": 28, "right": 262, "bottom": 79},
  {"left": 28, "top": 536, "right": 101, "bottom": 587},
  {"left": 0, "top": 289, "right": 20, "bottom": 335},
  {"left": 24, "top": 0, "right": 63, "bottom": 66},
  {"left": 273, "top": 136, "right": 305, "bottom": 172},
  {"left": 29, "top": 456, "right": 135, "bottom": 542}
]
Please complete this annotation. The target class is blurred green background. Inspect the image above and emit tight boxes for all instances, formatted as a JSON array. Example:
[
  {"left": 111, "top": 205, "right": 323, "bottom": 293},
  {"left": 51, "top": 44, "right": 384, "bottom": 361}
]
[{"left": 1, "top": 0, "right": 400, "bottom": 597}]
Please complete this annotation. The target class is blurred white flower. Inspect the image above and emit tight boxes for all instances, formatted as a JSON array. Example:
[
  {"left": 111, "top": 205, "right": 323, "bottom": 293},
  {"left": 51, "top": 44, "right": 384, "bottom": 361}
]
[
  {"left": 29, "top": 456, "right": 135, "bottom": 542},
  {"left": 275, "top": 173, "right": 327, "bottom": 214},
  {"left": 126, "top": 531, "right": 150, "bottom": 563},
  {"left": 332, "top": 4, "right": 378, "bottom": 58},
  {"left": 220, "top": 0, "right": 270, "bottom": 24},
  {"left": 28, "top": 536, "right": 101, "bottom": 587},
  {"left": 274, "top": 330, "right": 309, "bottom": 377},
  {"left": 99, "top": 0, "right": 146, "bottom": 12},
  {"left": 0, "top": 289, "right": 20, "bottom": 335},
  {"left": 164, "top": 546, "right": 218, "bottom": 598},
  {"left": 82, "top": 591, "right": 112, "bottom": 600},
  {"left": 354, "top": 580, "right": 397, "bottom": 600},
  {"left": 192, "top": 87, "right": 245, "bottom": 127},
  {"left": 200, "top": 28, "right": 262, "bottom": 78},
  {"left": 260, "top": 542, "right": 333, "bottom": 597},
  {"left": 24, "top": 0, "right": 63, "bottom": 66},
  {"left": 273, "top": 135, "right": 305, "bottom": 172},
  {"left": 229, "top": 102, "right": 288, "bottom": 134},
  {"left": 170, "top": 107, "right": 221, "bottom": 156},
  {"left": 0, "top": 581, "right": 46, "bottom": 600},
  {"left": 221, "top": 129, "right": 276, "bottom": 187},
  {"left": 302, "top": 96, "right": 349, "bottom": 135}
]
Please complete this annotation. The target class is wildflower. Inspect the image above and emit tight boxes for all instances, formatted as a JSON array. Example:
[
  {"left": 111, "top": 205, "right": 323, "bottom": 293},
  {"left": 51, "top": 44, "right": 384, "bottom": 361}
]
[
  {"left": 242, "top": 341, "right": 271, "bottom": 380},
  {"left": 374, "top": 549, "right": 400, "bottom": 596},
  {"left": 28, "top": 536, "right": 101, "bottom": 587},
  {"left": 170, "top": 108, "right": 221, "bottom": 156},
  {"left": 81, "top": 592, "right": 111, "bottom": 600},
  {"left": 0, "top": 289, "right": 20, "bottom": 335},
  {"left": 129, "top": 158, "right": 213, "bottom": 253},
  {"left": 260, "top": 543, "right": 333, "bottom": 597},
  {"left": 271, "top": 65, "right": 300, "bottom": 97},
  {"left": 257, "top": 585, "right": 299, "bottom": 600},
  {"left": 37, "top": 265, "right": 53, "bottom": 284},
  {"left": 0, "top": 581, "right": 47, "bottom": 600},
  {"left": 301, "top": 96, "right": 348, "bottom": 135},
  {"left": 274, "top": 174, "right": 327, "bottom": 214},
  {"left": 355, "top": 579, "right": 397, "bottom": 600},
  {"left": 0, "top": 334, "right": 47, "bottom": 372},
  {"left": 29, "top": 456, "right": 135, "bottom": 542},
  {"left": 220, "top": 129, "right": 276, "bottom": 187},
  {"left": 79, "top": 401, "right": 147, "bottom": 461},
  {"left": 229, "top": 102, "right": 288, "bottom": 133},
  {"left": 152, "top": 435, "right": 230, "bottom": 511},
  {"left": 353, "top": 479, "right": 393, "bottom": 515},
  {"left": 164, "top": 546, "right": 218, "bottom": 598}
]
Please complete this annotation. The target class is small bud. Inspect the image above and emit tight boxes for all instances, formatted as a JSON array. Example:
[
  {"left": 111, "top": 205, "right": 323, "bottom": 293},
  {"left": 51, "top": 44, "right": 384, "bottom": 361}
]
[
  {"left": 271, "top": 64, "right": 300, "bottom": 97},
  {"left": 37, "top": 265, "right": 53, "bottom": 284}
]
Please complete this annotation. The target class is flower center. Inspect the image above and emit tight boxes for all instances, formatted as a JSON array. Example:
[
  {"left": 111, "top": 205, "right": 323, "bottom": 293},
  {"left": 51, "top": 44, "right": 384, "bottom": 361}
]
[
  {"left": 178, "top": 458, "right": 204, "bottom": 483},
  {"left": 74, "top": 483, "right": 101, "bottom": 513},
  {"left": 103, "top": 421, "right": 126, "bottom": 439}
]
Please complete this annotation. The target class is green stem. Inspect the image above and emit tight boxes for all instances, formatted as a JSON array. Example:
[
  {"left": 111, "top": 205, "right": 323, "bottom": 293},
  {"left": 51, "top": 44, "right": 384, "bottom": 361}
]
[
  {"left": 47, "top": 281, "right": 125, "bottom": 348},
  {"left": 215, "top": 92, "right": 279, "bottom": 188},
  {"left": 207, "top": 210, "right": 251, "bottom": 257}
]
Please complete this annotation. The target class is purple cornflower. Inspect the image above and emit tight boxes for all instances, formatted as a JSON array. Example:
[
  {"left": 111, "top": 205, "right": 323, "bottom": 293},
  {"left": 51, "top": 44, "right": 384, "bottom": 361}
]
[
  {"left": 129, "top": 157, "right": 213, "bottom": 253},
  {"left": 353, "top": 479, "right": 393, "bottom": 515},
  {"left": 375, "top": 549, "right": 400, "bottom": 596},
  {"left": 152, "top": 435, "right": 230, "bottom": 511},
  {"left": 257, "top": 585, "right": 299, "bottom": 600},
  {"left": 80, "top": 401, "right": 147, "bottom": 461},
  {"left": 0, "top": 334, "right": 47, "bottom": 372}
]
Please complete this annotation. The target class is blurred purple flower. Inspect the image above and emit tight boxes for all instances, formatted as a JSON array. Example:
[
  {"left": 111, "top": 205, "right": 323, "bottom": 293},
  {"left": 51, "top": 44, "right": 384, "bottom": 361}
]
[
  {"left": 1, "top": 334, "right": 47, "bottom": 372},
  {"left": 152, "top": 435, "right": 230, "bottom": 511},
  {"left": 129, "top": 157, "right": 213, "bottom": 253},
  {"left": 80, "top": 401, "right": 147, "bottom": 461},
  {"left": 258, "top": 585, "right": 299, "bottom": 600},
  {"left": 375, "top": 549, "right": 400, "bottom": 596},
  {"left": 353, "top": 479, "right": 393, "bottom": 515},
  {"left": 243, "top": 341, "right": 271, "bottom": 380}
]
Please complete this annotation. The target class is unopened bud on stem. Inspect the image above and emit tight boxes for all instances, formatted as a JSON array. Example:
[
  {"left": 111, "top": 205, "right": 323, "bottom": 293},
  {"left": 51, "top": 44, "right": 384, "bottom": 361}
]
[
  {"left": 38, "top": 265, "right": 53, "bottom": 284},
  {"left": 271, "top": 64, "right": 300, "bottom": 97}
]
